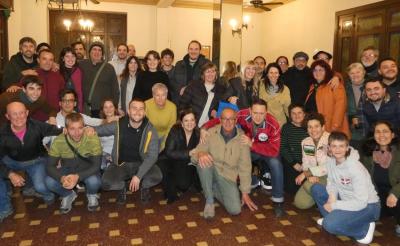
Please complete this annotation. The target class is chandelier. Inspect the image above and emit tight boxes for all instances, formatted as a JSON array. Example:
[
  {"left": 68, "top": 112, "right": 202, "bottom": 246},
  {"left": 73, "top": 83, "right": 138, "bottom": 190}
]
[{"left": 37, "top": 0, "right": 99, "bottom": 10}]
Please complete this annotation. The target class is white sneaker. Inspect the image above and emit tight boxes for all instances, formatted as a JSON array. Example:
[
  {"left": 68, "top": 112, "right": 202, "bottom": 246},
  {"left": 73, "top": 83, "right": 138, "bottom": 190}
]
[
  {"left": 356, "top": 222, "right": 375, "bottom": 244},
  {"left": 317, "top": 218, "right": 323, "bottom": 226}
]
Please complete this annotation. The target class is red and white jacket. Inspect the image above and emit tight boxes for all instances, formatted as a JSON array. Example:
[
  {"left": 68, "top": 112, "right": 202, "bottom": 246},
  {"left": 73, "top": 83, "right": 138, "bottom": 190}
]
[{"left": 202, "top": 108, "right": 281, "bottom": 158}]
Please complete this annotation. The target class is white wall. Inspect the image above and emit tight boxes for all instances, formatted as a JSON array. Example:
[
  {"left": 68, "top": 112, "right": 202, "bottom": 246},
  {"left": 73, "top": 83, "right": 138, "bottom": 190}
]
[
  {"left": 8, "top": 0, "right": 385, "bottom": 65},
  {"left": 157, "top": 7, "right": 213, "bottom": 61},
  {"left": 260, "top": 0, "right": 384, "bottom": 64},
  {"left": 7, "top": 0, "right": 213, "bottom": 60}
]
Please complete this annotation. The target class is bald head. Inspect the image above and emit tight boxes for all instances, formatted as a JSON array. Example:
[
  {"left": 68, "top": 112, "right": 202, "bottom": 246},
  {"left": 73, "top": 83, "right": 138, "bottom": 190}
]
[
  {"left": 220, "top": 108, "right": 237, "bottom": 134},
  {"left": 6, "top": 102, "right": 29, "bottom": 130},
  {"left": 7, "top": 101, "right": 27, "bottom": 114}
]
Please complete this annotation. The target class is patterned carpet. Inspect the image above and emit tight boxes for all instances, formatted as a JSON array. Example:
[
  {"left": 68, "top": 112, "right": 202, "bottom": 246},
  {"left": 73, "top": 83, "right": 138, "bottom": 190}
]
[{"left": 0, "top": 186, "right": 398, "bottom": 246}]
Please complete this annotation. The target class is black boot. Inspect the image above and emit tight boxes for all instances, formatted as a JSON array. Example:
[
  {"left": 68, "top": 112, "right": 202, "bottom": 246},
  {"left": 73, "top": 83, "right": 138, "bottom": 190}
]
[
  {"left": 116, "top": 187, "right": 127, "bottom": 205},
  {"left": 140, "top": 188, "right": 151, "bottom": 204},
  {"left": 273, "top": 202, "right": 286, "bottom": 217}
]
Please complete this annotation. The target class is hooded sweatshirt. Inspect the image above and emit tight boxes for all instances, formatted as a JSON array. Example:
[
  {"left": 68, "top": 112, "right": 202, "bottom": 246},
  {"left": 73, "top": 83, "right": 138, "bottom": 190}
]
[{"left": 326, "top": 148, "right": 379, "bottom": 211}]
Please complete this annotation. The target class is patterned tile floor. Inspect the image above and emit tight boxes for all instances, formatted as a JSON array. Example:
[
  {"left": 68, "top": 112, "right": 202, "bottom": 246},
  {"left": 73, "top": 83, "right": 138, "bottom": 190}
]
[{"left": 0, "top": 187, "right": 398, "bottom": 246}]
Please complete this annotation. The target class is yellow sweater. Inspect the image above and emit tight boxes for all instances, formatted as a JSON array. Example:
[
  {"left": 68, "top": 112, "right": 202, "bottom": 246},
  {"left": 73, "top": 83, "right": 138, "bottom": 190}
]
[
  {"left": 258, "top": 83, "right": 291, "bottom": 127},
  {"left": 145, "top": 99, "right": 177, "bottom": 151}
]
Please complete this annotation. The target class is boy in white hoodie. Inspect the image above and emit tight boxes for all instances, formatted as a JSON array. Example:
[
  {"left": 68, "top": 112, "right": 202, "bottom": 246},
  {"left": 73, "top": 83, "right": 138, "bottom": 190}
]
[{"left": 311, "top": 131, "right": 380, "bottom": 244}]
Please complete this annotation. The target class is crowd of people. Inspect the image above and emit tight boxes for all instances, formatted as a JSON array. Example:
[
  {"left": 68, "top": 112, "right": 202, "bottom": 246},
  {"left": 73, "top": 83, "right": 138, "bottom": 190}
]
[{"left": 0, "top": 36, "right": 400, "bottom": 244}]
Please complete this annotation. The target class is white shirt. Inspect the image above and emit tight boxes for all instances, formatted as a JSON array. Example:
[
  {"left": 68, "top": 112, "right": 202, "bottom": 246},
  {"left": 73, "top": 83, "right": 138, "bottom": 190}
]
[
  {"left": 198, "top": 83, "right": 215, "bottom": 127},
  {"left": 125, "top": 75, "right": 137, "bottom": 112},
  {"left": 109, "top": 58, "right": 127, "bottom": 82}
]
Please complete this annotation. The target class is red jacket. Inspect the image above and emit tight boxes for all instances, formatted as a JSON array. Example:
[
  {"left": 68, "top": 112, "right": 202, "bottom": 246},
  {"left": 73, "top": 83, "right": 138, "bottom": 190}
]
[
  {"left": 36, "top": 69, "right": 65, "bottom": 110},
  {"left": 203, "top": 108, "right": 281, "bottom": 158}
]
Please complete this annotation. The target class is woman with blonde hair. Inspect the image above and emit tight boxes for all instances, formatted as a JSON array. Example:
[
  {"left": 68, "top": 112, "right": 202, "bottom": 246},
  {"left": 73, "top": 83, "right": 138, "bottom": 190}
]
[
  {"left": 224, "top": 60, "right": 259, "bottom": 109},
  {"left": 345, "top": 62, "right": 367, "bottom": 149}
]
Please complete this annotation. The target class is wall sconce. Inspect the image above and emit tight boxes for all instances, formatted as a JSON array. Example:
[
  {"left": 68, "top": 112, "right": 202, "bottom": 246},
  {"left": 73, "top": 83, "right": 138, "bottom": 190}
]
[
  {"left": 63, "top": 19, "right": 72, "bottom": 31},
  {"left": 229, "top": 15, "right": 250, "bottom": 37}
]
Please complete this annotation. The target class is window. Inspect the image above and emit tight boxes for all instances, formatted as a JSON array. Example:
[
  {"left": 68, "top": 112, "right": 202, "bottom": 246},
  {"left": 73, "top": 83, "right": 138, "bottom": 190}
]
[
  {"left": 334, "top": 0, "right": 400, "bottom": 73},
  {"left": 49, "top": 10, "right": 127, "bottom": 60}
]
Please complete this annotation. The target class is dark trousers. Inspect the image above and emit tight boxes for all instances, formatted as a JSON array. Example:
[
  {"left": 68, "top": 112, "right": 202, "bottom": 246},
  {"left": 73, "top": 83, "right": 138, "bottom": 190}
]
[
  {"left": 102, "top": 162, "right": 162, "bottom": 191},
  {"left": 282, "top": 160, "right": 302, "bottom": 195},
  {"left": 157, "top": 158, "right": 201, "bottom": 199},
  {"left": 377, "top": 185, "right": 400, "bottom": 224}
]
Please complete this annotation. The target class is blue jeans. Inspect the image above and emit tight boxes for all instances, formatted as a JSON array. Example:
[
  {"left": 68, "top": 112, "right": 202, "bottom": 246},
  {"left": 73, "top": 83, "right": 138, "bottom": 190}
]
[
  {"left": 2, "top": 156, "right": 54, "bottom": 203},
  {"left": 311, "top": 183, "right": 381, "bottom": 240},
  {"left": 0, "top": 177, "right": 11, "bottom": 213},
  {"left": 251, "top": 153, "right": 284, "bottom": 202},
  {"left": 45, "top": 167, "right": 101, "bottom": 197}
]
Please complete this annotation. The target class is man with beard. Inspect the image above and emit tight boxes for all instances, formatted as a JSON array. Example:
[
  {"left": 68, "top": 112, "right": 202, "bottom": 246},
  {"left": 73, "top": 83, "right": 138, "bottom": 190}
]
[
  {"left": 94, "top": 98, "right": 162, "bottom": 204},
  {"left": 79, "top": 42, "right": 119, "bottom": 117},
  {"left": 71, "top": 41, "right": 87, "bottom": 61},
  {"left": 109, "top": 44, "right": 129, "bottom": 81},
  {"left": 2, "top": 37, "right": 38, "bottom": 91},
  {"left": 378, "top": 58, "right": 400, "bottom": 98},
  {"left": 282, "top": 51, "right": 312, "bottom": 105},
  {"left": 171, "top": 40, "right": 211, "bottom": 105},
  {"left": 361, "top": 46, "right": 379, "bottom": 78},
  {"left": 362, "top": 78, "right": 400, "bottom": 133}
]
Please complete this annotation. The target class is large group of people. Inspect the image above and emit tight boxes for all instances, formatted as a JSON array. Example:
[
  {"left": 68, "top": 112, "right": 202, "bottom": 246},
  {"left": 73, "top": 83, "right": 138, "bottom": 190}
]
[{"left": 0, "top": 37, "right": 399, "bottom": 244}]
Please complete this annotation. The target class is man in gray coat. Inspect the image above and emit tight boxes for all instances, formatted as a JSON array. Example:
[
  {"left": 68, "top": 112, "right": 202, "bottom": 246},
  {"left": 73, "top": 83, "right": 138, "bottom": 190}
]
[{"left": 94, "top": 98, "right": 162, "bottom": 204}]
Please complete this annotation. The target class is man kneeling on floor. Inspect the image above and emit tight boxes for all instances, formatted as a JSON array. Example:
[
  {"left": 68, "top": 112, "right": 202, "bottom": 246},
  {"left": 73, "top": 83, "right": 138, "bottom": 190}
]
[
  {"left": 95, "top": 98, "right": 162, "bottom": 204},
  {"left": 45, "top": 113, "right": 102, "bottom": 214},
  {"left": 191, "top": 108, "right": 258, "bottom": 219}
]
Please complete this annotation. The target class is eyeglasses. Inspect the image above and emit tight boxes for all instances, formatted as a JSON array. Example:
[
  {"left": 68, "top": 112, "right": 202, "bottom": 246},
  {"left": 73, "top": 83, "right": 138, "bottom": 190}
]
[
  {"left": 278, "top": 61, "right": 288, "bottom": 65},
  {"left": 221, "top": 117, "right": 236, "bottom": 122},
  {"left": 363, "top": 54, "right": 376, "bottom": 58},
  {"left": 61, "top": 99, "right": 75, "bottom": 104}
]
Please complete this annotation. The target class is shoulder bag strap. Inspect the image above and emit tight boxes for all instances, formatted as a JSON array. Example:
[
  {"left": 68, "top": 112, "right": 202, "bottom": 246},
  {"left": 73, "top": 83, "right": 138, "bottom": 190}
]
[
  {"left": 87, "top": 61, "right": 107, "bottom": 107},
  {"left": 64, "top": 135, "right": 90, "bottom": 162}
]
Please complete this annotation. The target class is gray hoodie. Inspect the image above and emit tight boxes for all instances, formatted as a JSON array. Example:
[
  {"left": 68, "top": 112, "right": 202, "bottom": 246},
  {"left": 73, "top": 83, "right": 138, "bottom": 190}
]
[{"left": 326, "top": 148, "right": 380, "bottom": 211}]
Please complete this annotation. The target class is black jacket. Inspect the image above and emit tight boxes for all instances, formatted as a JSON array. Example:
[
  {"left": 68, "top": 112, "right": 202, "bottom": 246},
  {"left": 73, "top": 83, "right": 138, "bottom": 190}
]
[
  {"left": 171, "top": 54, "right": 211, "bottom": 104},
  {"left": 2, "top": 52, "right": 38, "bottom": 91},
  {"left": 0, "top": 119, "right": 62, "bottom": 177},
  {"left": 179, "top": 80, "right": 225, "bottom": 124},
  {"left": 282, "top": 66, "right": 312, "bottom": 105},
  {"left": 165, "top": 125, "right": 200, "bottom": 163},
  {"left": 132, "top": 70, "right": 170, "bottom": 101},
  {"left": 224, "top": 77, "right": 256, "bottom": 109}
]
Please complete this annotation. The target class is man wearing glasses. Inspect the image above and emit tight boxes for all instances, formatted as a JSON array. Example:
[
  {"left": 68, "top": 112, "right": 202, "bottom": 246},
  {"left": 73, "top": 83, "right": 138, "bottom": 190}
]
[
  {"left": 361, "top": 46, "right": 379, "bottom": 78},
  {"left": 192, "top": 107, "right": 257, "bottom": 220},
  {"left": 42, "top": 89, "right": 104, "bottom": 146},
  {"left": 201, "top": 99, "right": 285, "bottom": 217}
]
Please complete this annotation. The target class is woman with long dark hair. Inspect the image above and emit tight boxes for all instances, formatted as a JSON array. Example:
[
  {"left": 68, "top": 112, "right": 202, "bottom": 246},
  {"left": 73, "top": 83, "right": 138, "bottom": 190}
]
[
  {"left": 160, "top": 108, "right": 201, "bottom": 203},
  {"left": 132, "top": 50, "right": 170, "bottom": 101},
  {"left": 59, "top": 47, "right": 84, "bottom": 112},
  {"left": 305, "top": 60, "right": 350, "bottom": 137},
  {"left": 119, "top": 55, "right": 143, "bottom": 114},
  {"left": 258, "top": 62, "right": 291, "bottom": 126},
  {"left": 362, "top": 121, "right": 400, "bottom": 237}
]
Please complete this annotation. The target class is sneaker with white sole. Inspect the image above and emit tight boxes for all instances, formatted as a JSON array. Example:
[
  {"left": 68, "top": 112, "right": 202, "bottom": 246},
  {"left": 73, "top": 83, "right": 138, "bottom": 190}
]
[
  {"left": 251, "top": 175, "right": 260, "bottom": 189},
  {"left": 317, "top": 218, "right": 323, "bottom": 226},
  {"left": 87, "top": 194, "right": 99, "bottom": 212},
  {"left": 60, "top": 191, "right": 77, "bottom": 214},
  {"left": 261, "top": 172, "right": 272, "bottom": 190},
  {"left": 356, "top": 222, "right": 375, "bottom": 244},
  {"left": 395, "top": 224, "right": 400, "bottom": 237}
]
